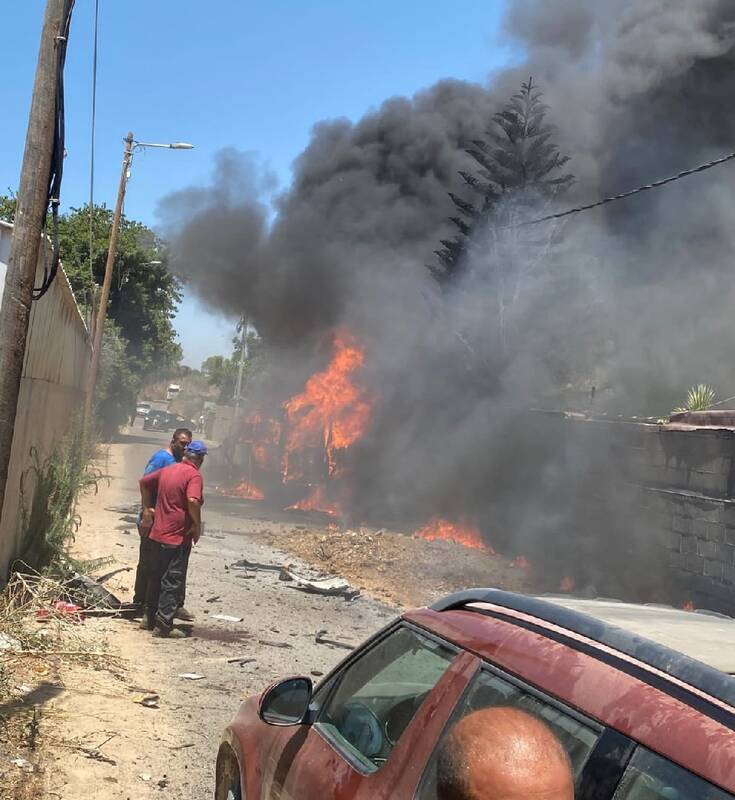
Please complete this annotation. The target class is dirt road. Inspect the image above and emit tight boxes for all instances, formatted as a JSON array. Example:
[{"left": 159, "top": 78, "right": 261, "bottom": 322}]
[{"left": 43, "top": 428, "right": 395, "bottom": 799}]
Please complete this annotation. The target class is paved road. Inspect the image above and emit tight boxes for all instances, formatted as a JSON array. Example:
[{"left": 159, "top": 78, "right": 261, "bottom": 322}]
[{"left": 56, "top": 428, "right": 394, "bottom": 799}]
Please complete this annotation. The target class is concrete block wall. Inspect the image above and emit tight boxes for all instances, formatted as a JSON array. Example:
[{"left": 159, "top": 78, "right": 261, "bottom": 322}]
[{"left": 557, "top": 416, "right": 735, "bottom": 615}]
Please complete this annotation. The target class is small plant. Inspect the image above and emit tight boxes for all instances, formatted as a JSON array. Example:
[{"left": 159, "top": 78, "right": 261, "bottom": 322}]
[
  {"left": 15, "top": 420, "right": 103, "bottom": 574},
  {"left": 673, "top": 384, "right": 717, "bottom": 414}
]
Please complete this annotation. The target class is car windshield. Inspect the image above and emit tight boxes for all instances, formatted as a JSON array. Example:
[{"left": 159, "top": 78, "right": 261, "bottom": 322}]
[{"left": 316, "top": 626, "right": 455, "bottom": 773}]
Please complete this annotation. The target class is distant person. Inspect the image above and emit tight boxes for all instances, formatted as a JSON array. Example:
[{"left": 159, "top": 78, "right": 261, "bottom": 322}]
[
  {"left": 139, "top": 440, "right": 207, "bottom": 638},
  {"left": 436, "top": 707, "right": 574, "bottom": 800},
  {"left": 198, "top": 414, "right": 205, "bottom": 434},
  {"left": 132, "top": 428, "right": 192, "bottom": 626}
]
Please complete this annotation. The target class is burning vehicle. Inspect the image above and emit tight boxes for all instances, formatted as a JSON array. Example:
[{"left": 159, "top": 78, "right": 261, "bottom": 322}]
[{"left": 219, "top": 330, "right": 373, "bottom": 522}]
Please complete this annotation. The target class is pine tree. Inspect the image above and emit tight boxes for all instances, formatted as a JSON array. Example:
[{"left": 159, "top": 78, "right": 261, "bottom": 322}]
[{"left": 430, "top": 78, "right": 573, "bottom": 284}]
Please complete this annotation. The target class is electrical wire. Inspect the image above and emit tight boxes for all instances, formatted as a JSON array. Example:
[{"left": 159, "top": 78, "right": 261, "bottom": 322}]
[
  {"left": 33, "top": 0, "right": 75, "bottom": 300},
  {"left": 88, "top": 0, "right": 100, "bottom": 301},
  {"left": 502, "top": 149, "right": 735, "bottom": 230}
]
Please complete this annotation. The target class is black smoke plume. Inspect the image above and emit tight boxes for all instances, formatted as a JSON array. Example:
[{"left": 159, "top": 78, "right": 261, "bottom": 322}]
[{"left": 161, "top": 1, "right": 735, "bottom": 602}]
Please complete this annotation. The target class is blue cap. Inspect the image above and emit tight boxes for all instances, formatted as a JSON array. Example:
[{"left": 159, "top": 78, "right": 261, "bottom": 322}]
[{"left": 186, "top": 440, "right": 208, "bottom": 456}]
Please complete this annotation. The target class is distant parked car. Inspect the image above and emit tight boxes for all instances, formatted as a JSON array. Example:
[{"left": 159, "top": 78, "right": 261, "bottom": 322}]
[
  {"left": 136, "top": 401, "right": 152, "bottom": 418},
  {"left": 216, "top": 589, "right": 735, "bottom": 800}
]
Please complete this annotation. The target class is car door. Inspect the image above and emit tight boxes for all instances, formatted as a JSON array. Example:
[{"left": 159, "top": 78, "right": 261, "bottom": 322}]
[
  {"left": 259, "top": 623, "right": 477, "bottom": 800},
  {"left": 414, "top": 660, "right": 605, "bottom": 799}
]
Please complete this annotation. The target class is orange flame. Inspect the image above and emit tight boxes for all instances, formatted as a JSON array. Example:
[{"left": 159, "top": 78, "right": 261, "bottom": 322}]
[
  {"left": 219, "top": 480, "right": 264, "bottom": 501},
  {"left": 413, "top": 517, "right": 495, "bottom": 554},
  {"left": 288, "top": 485, "right": 342, "bottom": 517},
  {"left": 559, "top": 575, "right": 574, "bottom": 593},
  {"left": 282, "top": 330, "right": 372, "bottom": 481},
  {"left": 509, "top": 555, "right": 531, "bottom": 570}
]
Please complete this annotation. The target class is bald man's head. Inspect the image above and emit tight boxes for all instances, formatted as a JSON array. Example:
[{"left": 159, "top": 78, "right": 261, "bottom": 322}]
[{"left": 436, "top": 707, "right": 574, "bottom": 800}]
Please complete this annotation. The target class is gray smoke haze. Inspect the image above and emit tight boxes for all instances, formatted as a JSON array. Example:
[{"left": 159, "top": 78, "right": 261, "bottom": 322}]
[{"left": 161, "top": 1, "right": 735, "bottom": 600}]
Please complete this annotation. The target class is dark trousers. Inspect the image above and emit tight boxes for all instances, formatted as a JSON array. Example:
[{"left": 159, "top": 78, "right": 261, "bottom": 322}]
[
  {"left": 133, "top": 533, "right": 158, "bottom": 606},
  {"left": 146, "top": 542, "right": 188, "bottom": 629},
  {"left": 179, "top": 542, "right": 192, "bottom": 607}
]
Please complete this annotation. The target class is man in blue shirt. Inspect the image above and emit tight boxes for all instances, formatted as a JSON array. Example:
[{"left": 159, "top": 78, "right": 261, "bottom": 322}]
[{"left": 133, "top": 428, "right": 192, "bottom": 623}]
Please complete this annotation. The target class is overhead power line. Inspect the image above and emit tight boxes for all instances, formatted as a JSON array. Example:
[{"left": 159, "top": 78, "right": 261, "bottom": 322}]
[{"left": 504, "top": 148, "right": 735, "bottom": 230}]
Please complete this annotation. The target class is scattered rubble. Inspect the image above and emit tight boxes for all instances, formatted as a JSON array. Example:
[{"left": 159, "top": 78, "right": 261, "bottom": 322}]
[
  {"left": 315, "top": 629, "right": 355, "bottom": 651},
  {"left": 132, "top": 693, "right": 160, "bottom": 708},
  {"left": 254, "top": 524, "right": 535, "bottom": 608},
  {"left": 258, "top": 639, "right": 293, "bottom": 649},
  {"left": 230, "top": 558, "right": 284, "bottom": 573},
  {"left": 212, "top": 614, "right": 243, "bottom": 623},
  {"left": 279, "top": 568, "right": 359, "bottom": 600}
]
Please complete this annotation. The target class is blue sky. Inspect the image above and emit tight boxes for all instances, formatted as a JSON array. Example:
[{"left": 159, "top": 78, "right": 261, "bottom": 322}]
[{"left": 1, "top": 1, "right": 515, "bottom": 366}]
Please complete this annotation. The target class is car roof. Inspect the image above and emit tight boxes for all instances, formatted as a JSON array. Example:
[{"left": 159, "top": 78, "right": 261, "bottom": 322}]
[
  {"left": 540, "top": 596, "right": 735, "bottom": 674},
  {"left": 431, "top": 589, "right": 735, "bottom": 707}
]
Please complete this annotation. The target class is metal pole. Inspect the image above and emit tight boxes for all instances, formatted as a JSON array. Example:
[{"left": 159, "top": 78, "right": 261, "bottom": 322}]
[
  {"left": 0, "top": 0, "right": 67, "bottom": 532},
  {"left": 83, "top": 132, "right": 134, "bottom": 428},
  {"left": 233, "top": 316, "right": 249, "bottom": 419}
]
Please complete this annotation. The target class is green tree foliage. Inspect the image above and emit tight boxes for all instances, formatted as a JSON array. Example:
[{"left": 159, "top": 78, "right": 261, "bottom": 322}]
[
  {"left": 1, "top": 194, "right": 184, "bottom": 434},
  {"left": 202, "top": 332, "right": 264, "bottom": 403},
  {"left": 0, "top": 197, "right": 182, "bottom": 381},
  {"left": 57, "top": 204, "right": 182, "bottom": 375},
  {"left": 0, "top": 194, "right": 16, "bottom": 223},
  {"left": 96, "top": 319, "right": 138, "bottom": 439},
  {"left": 431, "top": 78, "right": 574, "bottom": 284}
]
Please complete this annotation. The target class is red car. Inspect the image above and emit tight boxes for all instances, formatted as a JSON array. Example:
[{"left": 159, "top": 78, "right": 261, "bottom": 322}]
[{"left": 216, "top": 588, "right": 735, "bottom": 799}]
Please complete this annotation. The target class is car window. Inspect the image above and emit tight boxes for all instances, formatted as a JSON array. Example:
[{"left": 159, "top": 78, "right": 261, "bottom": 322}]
[
  {"left": 315, "top": 626, "right": 455, "bottom": 773},
  {"left": 613, "top": 747, "right": 733, "bottom": 800},
  {"left": 416, "top": 665, "right": 602, "bottom": 798}
]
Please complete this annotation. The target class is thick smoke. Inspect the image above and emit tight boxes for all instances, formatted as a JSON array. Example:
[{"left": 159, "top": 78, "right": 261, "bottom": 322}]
[{"left": 162, "top": 1, "right": 735, "bottom": 601}]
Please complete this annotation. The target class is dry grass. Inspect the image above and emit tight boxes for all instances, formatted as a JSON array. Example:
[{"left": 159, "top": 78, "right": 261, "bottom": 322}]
[{"left": 0, "top": 569, "right": 125, "bottom": 797}]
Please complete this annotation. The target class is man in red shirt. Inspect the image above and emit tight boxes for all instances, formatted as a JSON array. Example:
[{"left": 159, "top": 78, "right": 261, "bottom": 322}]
[{"left": 139, "top": 440, "right": 207, "bottom": 637}]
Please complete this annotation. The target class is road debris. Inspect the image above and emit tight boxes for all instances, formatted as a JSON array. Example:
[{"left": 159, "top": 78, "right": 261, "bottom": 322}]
[
  {"left": 82, "top": 747, "right": 117, "bottom": 765},
  {"left": 279, "top": 569, "right": 359, "bottom": 600},
  {"left": 212, "top": 614, "right": 243, "bottom": 623},
  {"left": 230, "top": 557, "right": 284, "bottom": 572},
  {"left": 227, "top": 656, "right": 256, "bottom": 666},
  {"left": 68, "top": 571, "right": 123, "bottom": 609},
  {"left": 36, "top": 600, "right": 85, "bottom": 623},
  {"left": 206, "top": 595, "right": 221, "bottom": 603},
  {"left": 315, "top": 629, "right": 355, "bottom": 651},
  {"left": 105, "top": 503, "right": 140, "bottom": 514},
  {"left": 258, "top": 639, "right": 293, "bottom": 649},
  {"left": 11, "top": 757, "right": 35, "bottom": 772},
  {"left": 178, "top": 673, "right": 205, "bottom": 680},
  {"left": 132, "top": 693, "right": 160, "bottom": 708}
]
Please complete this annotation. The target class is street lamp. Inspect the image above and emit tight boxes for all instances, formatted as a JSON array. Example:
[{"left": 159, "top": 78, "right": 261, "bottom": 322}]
[
  {"left": 83, "top": 131, "right": 193, "bottom": 428},
  {"left": 135, "top": 141, "right": 194, "bottom": 150}
]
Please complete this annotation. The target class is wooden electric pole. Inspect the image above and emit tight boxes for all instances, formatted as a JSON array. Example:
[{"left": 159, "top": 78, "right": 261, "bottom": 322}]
[
  {"left": 0, "top": 0, "right": 67, "bottom": 527},
  {"left": 83, "top": 131, "right": 134, "bottom": 428}
]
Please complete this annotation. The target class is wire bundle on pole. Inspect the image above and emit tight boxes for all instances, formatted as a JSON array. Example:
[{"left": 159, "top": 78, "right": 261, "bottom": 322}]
[{"left": 33, "top": 0, "right": 75, "bottom": 300}]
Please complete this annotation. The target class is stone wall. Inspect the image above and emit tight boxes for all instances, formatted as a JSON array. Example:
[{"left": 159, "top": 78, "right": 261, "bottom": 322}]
[{"left": 549, "top": 413, "right": 735, "bottom": 615}]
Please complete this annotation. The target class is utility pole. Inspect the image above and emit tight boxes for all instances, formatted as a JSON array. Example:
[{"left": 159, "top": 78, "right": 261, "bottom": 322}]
[
  {"left": 0, "top": 0, "right": 67, "bottom": 526},
  {"left": 233, "top": 316, "right": 249, "bottom": 420},
  {"left": 83, "top": 131, "right": 134, "bottom": 428}
]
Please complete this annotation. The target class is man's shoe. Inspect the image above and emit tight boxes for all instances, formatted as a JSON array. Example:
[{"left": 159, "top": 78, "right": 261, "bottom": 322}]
[
  {"left": 139, "top": 612, "right": 155, "bottom": 631},
  {"left": 152, "top": 624, "right": 187, "bottom": 639},
  {"left": 174, "top": 606, "right": 195, "bottom": 621}
]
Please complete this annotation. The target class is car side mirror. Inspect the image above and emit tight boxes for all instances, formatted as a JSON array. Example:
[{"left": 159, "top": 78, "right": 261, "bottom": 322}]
[{"left": 258, "top": 676, "right": 313, "bottom": 726}]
